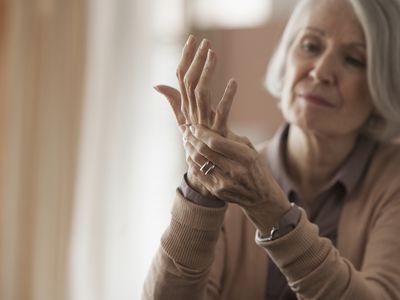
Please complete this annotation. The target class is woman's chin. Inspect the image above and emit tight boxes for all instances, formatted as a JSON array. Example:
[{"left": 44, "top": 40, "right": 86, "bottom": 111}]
[{"left": 290, "top": 118, "right": 334, "bottom": 137}]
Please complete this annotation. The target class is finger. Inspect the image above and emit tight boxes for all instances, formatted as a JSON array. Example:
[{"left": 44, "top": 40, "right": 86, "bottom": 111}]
[
  {"left": 176, "top": 35, "right": 197, "bottom": 121},
  {"left": 154, "top": 85, "right": 186, "bottom": 130},
  {"left": 226, "top": 131, "right": 255, "bottom": 150},
  {"left": 196, "top": 49, "right": 217, "bottom": 128},
  {"left": 188, "top": 156, "right": 237, "bottom": 203},
  {"left": 187, "top": 157, "right": 217, "bottom": 187},
  {"left": 184, "top": 138, "right": 208, "bottom": 169},
  {"left": 184, "top": 39, "right": 211, "bottom": 124},
  {"left": 190, "top": 125, "right": 253, "bottom": 164},
  {"left": 184, "top": 129, "right": 235, "bottom": 174},
  {"left": 213, "top": 79, "right": 237, "bottom": 136}
]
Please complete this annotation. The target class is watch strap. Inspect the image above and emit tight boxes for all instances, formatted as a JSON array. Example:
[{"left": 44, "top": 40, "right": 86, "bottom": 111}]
[{"left": 255, "top": 203, "right": 301, "bottom": 242}]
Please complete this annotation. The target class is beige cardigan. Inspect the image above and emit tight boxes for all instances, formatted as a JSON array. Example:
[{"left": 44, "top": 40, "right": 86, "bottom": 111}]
[{"left": 142, "top": 142, "right": 400, "bottom": 300}]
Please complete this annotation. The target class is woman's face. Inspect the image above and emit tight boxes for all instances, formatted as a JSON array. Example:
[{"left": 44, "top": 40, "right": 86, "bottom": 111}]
[{"left": 280, "top": 0, "right": 374, "bottom": 138}]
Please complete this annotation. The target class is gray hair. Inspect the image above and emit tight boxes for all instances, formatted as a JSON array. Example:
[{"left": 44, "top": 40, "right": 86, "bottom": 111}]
[{"left": 265, "top": 0, "right": 400, "bottom": 141}]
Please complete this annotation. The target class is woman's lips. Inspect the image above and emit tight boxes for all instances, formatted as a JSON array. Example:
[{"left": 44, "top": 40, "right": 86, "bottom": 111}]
[{"left": 299, "top": 93, "right": 335, "bottom": 108}]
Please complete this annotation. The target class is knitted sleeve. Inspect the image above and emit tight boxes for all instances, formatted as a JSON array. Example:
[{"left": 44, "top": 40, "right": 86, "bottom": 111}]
[{"left": 142, "top": 189, "right": 227, "bottom": 300}]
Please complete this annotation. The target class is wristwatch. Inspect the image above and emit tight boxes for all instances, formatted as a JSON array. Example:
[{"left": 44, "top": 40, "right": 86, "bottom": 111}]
[{"left": 255, "top": 203, "right": 301, "bottom": 242}]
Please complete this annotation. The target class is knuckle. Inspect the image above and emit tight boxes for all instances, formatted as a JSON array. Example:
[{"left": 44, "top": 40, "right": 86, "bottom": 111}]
[
  {"left": 216, "top": 105, "right": 225, "bottom": 116},
  {"left": 198, "top": 143, "right": 208, "bottom": 155},
  {"left": 202, "top": 64, "right": 212, "bottom": 74},
  {"left": 189, "top": 159, "right": 196, "bottom": 168},
  {"left": 192, "top": 151, "right": 202, "bottom": 162},
  {"left": 208, "top": 138, "right": 218, "bottom": 150},
  {"left": 183, "top": 75, "right": 194, "bottom": 91},
  {"left": 189, "top": 164, "right": 200, "bottom": 175},
  {"left": 194, "top": 86, "right": 209, "bottom": 100},
  {"left": 185, "top": 152, "right": 192, "bottom": 163},
  {"left": 207, "top": 142, "right": 216, "bottom": 152},
  {"left": 194, "top": 87, "right": 201, "bottom": 99},
  {"left": 183, "top": 74, "right": 189, "bottom": 85},
  {"left": 176, "top": 67, "right": 185, "bottom": 81}
]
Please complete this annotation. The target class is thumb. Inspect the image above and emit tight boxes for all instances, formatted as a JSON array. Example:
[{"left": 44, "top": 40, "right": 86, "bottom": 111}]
[
  {"left": 213, "top": 79, "right": 237, "bottom": 136},
  {"left": 154, "top": 85, "right": 186, "bottom": 126}
]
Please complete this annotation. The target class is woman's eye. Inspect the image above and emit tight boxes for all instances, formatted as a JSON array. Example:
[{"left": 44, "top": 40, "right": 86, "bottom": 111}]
[
  {"left": 300, "top": 41, "right": 320, "bottom": 53},
  {"left": 345, "top": 56, "right": 366, "bottom": 68}
]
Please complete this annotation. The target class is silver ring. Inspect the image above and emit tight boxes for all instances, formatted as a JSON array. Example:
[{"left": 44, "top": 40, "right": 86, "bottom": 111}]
[{"left": 200, "top": 161, "right": 216, "bottom": 175}]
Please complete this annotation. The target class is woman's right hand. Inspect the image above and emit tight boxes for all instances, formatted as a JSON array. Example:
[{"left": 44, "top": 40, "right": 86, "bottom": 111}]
[{"left": 154, "top": 35, "right": 238, "bottom": 197}]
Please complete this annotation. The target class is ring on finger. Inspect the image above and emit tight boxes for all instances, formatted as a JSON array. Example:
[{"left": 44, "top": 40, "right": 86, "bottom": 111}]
[{"left": 200, "top": 160, "right": 216, "bottom": 175}]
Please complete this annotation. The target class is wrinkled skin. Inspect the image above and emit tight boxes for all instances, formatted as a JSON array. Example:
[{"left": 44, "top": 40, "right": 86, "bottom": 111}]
[{"left": 154, "top": 36, "right": 290, "bottom": 234}]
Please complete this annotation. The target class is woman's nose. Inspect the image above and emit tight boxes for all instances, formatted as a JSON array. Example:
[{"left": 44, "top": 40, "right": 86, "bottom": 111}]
[{"left": 309, "top": 53, "right": 337, "bottom": 85}]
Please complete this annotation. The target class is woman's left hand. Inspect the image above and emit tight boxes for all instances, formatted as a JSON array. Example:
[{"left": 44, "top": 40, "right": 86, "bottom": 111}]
[{"left": 183, "top": 125, "right": 291, "bottom": 235}]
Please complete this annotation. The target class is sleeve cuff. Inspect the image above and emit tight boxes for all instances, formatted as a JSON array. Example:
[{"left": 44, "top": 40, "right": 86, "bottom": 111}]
[
  {"left": 255, "top": 208, "right": 332, "bottom": 281},
  {"left": 161, "top": 189, "right": 227, "bottom": 269},
  {"left": 179, "top": 173, "right": 225, "bottom": 208}
]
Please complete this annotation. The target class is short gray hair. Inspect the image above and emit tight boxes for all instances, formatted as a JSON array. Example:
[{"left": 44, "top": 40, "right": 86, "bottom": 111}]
[{"left": 265, "top": 0, "right": 400, "bottom": 141}]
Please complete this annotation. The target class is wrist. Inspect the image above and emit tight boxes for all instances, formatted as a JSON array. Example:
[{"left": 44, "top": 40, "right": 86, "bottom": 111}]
[
  {"left": 244, "top": 176, "right": 291, "bottom": 234},
  {"left": 187, "top": 171, "right": 213, "bottom": 197},
  {"left": 255, "top": 203, "right": 301, "bottom": 241},
  {"left": 181, "top": 173, "right": 225, "bottom": 208},
  {"left": 244, "top": 196, "right": 292, "bottom": 236}
]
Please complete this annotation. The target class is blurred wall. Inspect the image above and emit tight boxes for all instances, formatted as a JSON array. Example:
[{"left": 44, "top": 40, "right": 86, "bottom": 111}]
[
  {"left": 0, "top": 0, "right": 7, "bottom": 194},
  {"left": 0, "top": 1, "right": 86, "bottom": 299}
]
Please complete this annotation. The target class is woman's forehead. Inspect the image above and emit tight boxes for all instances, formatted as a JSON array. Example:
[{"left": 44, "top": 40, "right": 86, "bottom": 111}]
[{"left": 296, "top": 0, "right": 365, "bottom": 43}]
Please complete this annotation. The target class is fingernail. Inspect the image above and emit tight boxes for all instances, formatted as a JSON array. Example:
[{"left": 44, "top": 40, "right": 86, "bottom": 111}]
[
  {"left": 207, "top": 49, "right": 214, "bottom": 60},
  {"left": 153, "top": 85, "right": 161, "bottom": 92},
  {"left": 200, "top": 39, "right": 209, "bottom": 49},
  {"left": 186, "top": 34, "right": 195, "bottom": 46},
  {"left": 229, "top": 79, "right": 237, "bottom": 90}
]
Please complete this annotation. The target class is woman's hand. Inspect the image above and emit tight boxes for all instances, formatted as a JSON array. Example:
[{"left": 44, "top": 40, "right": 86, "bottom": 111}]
[
  {"left": 154, "top": 35, "right": 238, "bottom": 197},
  {"left": 183, "top": 125, "right": 291, "bottom": 235},
  {"left": 154, "top": 35, "right": 235, "bottom": 134}
]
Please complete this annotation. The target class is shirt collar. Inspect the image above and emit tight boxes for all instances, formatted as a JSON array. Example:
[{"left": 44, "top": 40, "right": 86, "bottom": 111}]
[
  {"left": 267, "top": 123, "right": 377, "bottom": 198},
  {"left": 267, "top": 124, "right": 295, "bottom": 196}
]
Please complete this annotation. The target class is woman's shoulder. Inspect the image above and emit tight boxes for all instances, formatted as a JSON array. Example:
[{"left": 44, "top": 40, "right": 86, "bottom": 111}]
[
  {"left": 371, "top": 141, "right": 400, "bottom": 172},
  {"left": 365, "top": 141, "right": 400, "bottom": 194}
]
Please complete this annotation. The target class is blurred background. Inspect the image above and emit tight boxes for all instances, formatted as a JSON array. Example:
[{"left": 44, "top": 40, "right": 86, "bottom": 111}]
[{"left": 0, "top": 0, "right": 295, "bottom": 299}]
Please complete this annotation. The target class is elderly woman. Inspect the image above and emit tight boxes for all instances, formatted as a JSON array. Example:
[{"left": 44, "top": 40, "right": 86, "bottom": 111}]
[{"left": 143, "top": 0, "right": 400, "bottom": 299}]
